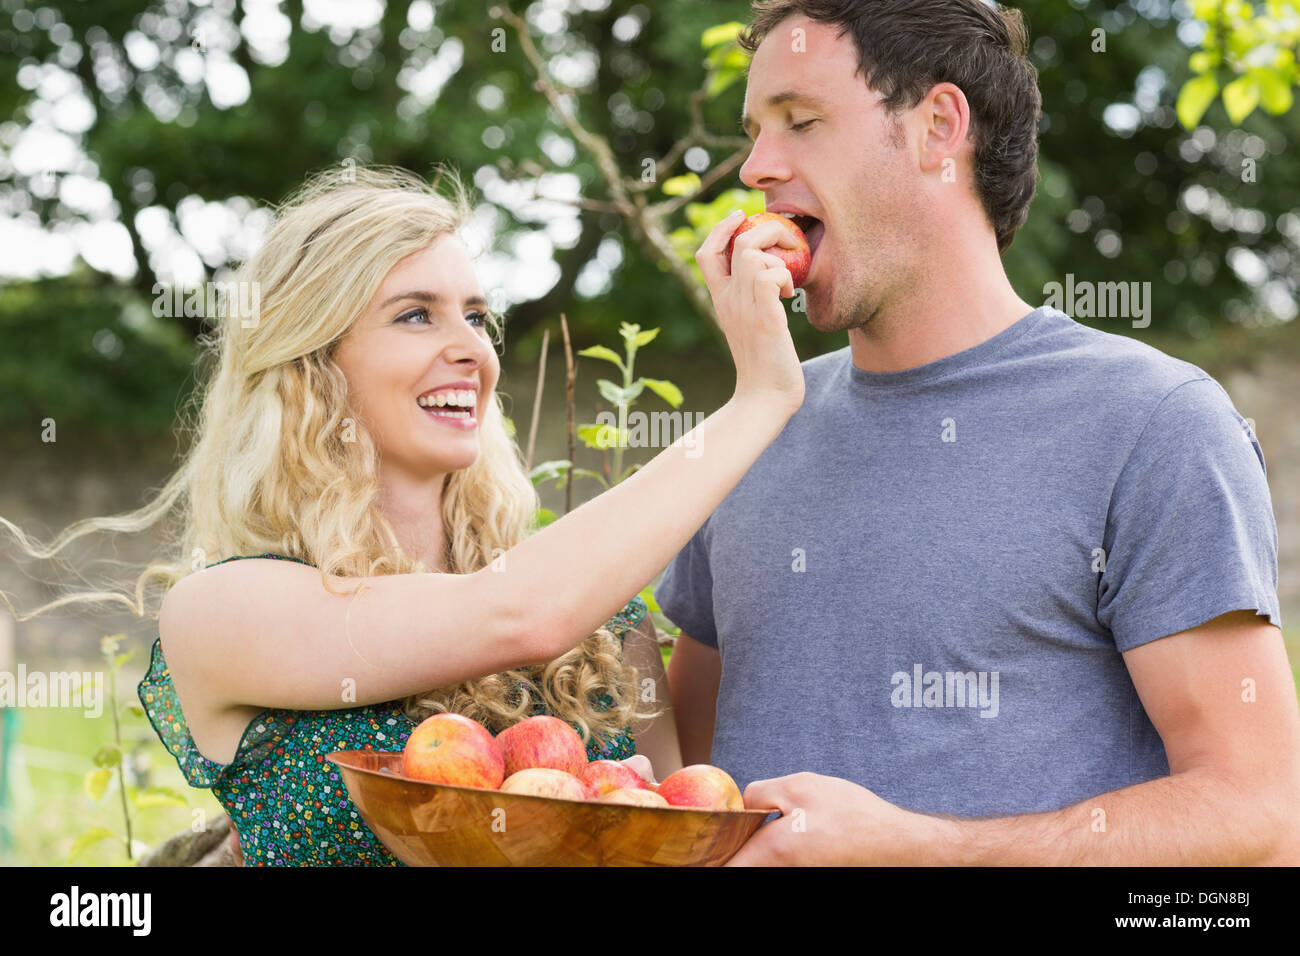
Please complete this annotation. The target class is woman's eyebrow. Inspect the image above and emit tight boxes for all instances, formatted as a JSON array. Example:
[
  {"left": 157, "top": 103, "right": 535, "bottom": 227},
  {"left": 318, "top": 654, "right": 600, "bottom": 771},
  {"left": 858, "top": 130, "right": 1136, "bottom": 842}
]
[{"left": 377, "top": 291, "right": 490, "bottom": 310}]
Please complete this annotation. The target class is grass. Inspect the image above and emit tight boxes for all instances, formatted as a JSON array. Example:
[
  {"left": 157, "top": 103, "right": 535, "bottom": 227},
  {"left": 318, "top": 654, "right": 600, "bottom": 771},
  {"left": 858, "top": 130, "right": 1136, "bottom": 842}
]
[{"left": 1, "top": 667, "right": 224, "bottom": 867}]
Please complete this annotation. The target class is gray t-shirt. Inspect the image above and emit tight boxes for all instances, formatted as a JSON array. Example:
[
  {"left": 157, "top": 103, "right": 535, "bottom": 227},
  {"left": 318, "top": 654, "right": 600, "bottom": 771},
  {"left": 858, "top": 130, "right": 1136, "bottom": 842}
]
[{"left": 655, "top": 305, "right": 1280, "bottom": 817}]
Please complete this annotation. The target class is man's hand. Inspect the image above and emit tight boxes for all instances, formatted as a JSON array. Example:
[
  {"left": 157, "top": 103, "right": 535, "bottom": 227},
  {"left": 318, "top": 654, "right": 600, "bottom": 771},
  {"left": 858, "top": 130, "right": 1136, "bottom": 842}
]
[{"left": 726, "top": 771, "right": 957, "bottom": 866}]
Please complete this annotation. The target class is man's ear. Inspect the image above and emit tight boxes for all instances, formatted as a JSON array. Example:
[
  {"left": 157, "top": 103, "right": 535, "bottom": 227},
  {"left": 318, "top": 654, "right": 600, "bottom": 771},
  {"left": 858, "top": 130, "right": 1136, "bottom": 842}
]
[{"left": 917, "top": 82, "right": 972, "bottom": 177}]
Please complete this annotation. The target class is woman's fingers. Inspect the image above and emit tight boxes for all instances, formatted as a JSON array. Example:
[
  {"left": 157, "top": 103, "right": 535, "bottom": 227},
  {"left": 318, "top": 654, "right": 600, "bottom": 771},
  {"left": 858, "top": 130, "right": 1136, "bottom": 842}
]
[
  {"left": 695, "top": 209, "right": 747, "bottom": 293},
  {"left": 620, "top": 754, "right": 658, "bottom": 785}
]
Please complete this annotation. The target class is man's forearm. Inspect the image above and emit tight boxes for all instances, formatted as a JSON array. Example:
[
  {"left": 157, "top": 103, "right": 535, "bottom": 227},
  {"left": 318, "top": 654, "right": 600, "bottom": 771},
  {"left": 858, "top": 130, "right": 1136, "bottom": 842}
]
[{"left": 936, "top": 768, "right": 1297, "bottom": 865}]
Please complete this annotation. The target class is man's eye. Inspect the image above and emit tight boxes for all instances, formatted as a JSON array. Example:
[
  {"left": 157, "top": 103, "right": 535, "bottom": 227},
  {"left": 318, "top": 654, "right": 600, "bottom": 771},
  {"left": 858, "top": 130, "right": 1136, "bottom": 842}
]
[{"left": 791, "top": 119, "right": 817, "bottom": 132}]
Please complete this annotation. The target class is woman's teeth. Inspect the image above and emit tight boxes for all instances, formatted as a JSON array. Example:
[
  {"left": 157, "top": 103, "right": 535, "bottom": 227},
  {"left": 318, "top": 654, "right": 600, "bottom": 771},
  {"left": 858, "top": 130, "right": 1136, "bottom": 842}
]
[
  {"left": 417, "top": 390, "right": 476, "bottom": 421},
  {"left": 418, "top": 390, "right": 476, "bottom": 409}
]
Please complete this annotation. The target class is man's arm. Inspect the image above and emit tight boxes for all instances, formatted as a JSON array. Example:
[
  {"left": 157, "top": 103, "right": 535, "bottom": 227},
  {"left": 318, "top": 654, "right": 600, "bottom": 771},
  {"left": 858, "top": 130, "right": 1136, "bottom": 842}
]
[
  {"left": 732, "top": 610, "right": 1300, "bottom": 865},
  {"left": 665, "top": 630, "right": 721, "bottom": 767},
  {"left": 952, "top": 609, "right": 1300, "bottom": 865}
]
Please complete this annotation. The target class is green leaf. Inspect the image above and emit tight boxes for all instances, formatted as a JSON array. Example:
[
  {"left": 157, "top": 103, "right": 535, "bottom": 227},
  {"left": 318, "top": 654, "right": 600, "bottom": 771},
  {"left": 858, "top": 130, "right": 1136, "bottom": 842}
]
[
  {"left": 661, "top": 174, "right": 701, "bottom": 197},
  {"left": 84, "top": 768, "right": 113, "bottom": 801},
  {"left": 1222, "top": 73, "right": 1261, "bottom": 123},
  {"left": 570, "top": 468, "right": 609, "bottom": 489},
  {"left": 577, "top": 345, "right": 625, "bottom": 371},
  {"left": 1176, "top": 72, "right": 1220, "bottom": 129},
  {"left": 113, "top": 650, "right": 133, "bottom": 668},
  {"left": 67, "top": 826, "right": 118, "bottom": 862},
  {"left": 706, "top": 67, "right": 745, "bottom": 99},
  {"left": 532, "top": 507, "right": 558, "bottom": 529},
  {"left": 596, "top": 378, "right": 624, "bottom": 406},
  {"left": 578, "top": 422, "right": 611, "bottom": 448},
  {"left": 633, "top": 328, "right": 660, "bottom": 347},
  {"left": 528, "top": 459, "right": 571, "bottom": 485},
  {"left": 122, "top": 702, "right": 145, "bottom": 718},
  {"left": 502, "top": 416, "right": 516, "bottom": 438},
  {"left": 596, "top": 379, "right": 644, "bottom": 406},
  {"left": 1189, "top": 51, "right": 1218, "bottom": 73},
  {"left": 133, "top": 786, "right": 190, "bottom": 810},
  {"left": 638, "top": 377, "right": 684, "bottom": 408},
  {"left": 639, "top": 583, "right": 663, "bottom": 614},
  {"left": 701, "top": 21, "right": 745, "bottom": 49},
  {"left": 1256, "top": 67, "right": 1294, "bottom": 113},
  {"left": 577, "top": 422, "right": 627, "bottom": 449},
  {"left": 93, "top": 744, "right": 122, "bottom": 768}
]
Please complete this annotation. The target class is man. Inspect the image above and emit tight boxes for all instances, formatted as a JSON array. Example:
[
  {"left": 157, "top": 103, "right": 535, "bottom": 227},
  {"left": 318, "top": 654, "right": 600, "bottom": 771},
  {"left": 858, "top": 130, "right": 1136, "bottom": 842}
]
[{"left": 655, "top": 0, "right": 1300, "bottom": 864}]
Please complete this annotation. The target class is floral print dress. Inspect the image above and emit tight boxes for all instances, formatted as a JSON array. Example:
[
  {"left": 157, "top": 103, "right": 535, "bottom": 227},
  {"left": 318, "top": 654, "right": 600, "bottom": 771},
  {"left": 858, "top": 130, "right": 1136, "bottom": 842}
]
[{"left": 138, "top": 552, "right": 647, "bottom": 866}]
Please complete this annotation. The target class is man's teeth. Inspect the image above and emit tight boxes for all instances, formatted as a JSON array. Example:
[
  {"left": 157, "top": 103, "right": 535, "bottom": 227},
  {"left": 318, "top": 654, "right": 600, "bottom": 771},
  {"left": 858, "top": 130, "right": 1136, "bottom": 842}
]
[{"left": 417, "top": 390, "right": 476, "bottom": 409}]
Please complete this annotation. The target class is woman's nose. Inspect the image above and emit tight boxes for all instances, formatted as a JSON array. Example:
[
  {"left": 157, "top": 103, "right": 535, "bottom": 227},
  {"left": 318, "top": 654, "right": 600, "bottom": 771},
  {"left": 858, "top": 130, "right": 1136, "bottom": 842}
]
[{"left": 442, "top": 317, "right": 496, "bottom": 371}]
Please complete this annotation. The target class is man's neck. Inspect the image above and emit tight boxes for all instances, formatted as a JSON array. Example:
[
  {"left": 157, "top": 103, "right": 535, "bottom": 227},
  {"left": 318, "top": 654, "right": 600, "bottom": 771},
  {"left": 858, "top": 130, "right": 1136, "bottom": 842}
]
[{"left": 848, "top": 230, "right": 1037, "bottom": 374}]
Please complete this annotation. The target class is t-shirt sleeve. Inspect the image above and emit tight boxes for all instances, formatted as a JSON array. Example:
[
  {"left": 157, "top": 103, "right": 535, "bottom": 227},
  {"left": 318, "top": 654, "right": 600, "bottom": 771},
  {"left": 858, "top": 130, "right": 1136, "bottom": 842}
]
[
  {"left": 1097, "top": 377, "right": 1281, "bottom": 651},
  {"left": 653, "top": 518, "right": 719, "bottom": 648}
]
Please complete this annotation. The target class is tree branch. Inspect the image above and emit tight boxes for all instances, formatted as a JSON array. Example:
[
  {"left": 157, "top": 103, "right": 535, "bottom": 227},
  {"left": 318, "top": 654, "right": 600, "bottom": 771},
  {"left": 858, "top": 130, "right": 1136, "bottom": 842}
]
[{"left": 493, "top": 6, "right": 727, "bottom": 348}]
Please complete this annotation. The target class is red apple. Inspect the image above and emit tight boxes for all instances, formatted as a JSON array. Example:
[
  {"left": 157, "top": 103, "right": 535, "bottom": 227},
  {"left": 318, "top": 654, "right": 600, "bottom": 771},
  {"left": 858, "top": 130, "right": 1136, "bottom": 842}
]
[
  {"left": 499, "top": 768, "right": 590, "bottom": 801},
  {"left": 495, "top": 715, "right": 588, "bottom": 777},
  {"left": 656, "top": 764, "right": 744, "bottom": 810},
  {"left": 581, "top": 759, "right": 652, "bottom": 796},
  {"left": 401, "top": 713, "right": 504, "bottom": 789},
  {"left": 601, "top": 787, "right": 669, "bottom": 808},
  {"left": 725, "top": 212, "right": 812, "bottom": 290}
]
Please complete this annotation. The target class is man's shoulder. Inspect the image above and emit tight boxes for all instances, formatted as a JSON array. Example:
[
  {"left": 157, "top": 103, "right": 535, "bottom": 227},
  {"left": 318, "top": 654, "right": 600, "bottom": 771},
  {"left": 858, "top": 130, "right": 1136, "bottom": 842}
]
[
  {"left": 792, "top": 311, "right": 1218, "bottom": 405},
  {"left": 1034, "top": 308, "right": 1214, "bottom": 399},
  {"left": 1038, "top": 310, "right": 1253, "bottom": 459}
]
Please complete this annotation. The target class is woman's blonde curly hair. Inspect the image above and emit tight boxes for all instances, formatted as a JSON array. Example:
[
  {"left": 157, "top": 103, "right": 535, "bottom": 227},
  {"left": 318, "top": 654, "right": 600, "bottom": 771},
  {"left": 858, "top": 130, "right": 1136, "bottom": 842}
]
[{"left": 1, "top": 164, "right": 657, "bottom": 745}]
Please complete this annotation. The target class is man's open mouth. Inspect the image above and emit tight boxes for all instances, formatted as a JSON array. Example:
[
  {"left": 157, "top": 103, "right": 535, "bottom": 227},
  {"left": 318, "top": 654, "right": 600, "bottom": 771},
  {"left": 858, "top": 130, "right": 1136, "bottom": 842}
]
[{"left": 785, "top": 214, "right": 826, "bottom": 270}]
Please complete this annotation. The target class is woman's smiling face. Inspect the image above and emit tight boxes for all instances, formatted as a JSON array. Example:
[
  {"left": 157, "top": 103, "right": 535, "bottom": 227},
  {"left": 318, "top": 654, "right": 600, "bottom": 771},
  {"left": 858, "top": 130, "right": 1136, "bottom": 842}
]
[{"left": 334, "top": 233, "right": 500, "bottom": 483}]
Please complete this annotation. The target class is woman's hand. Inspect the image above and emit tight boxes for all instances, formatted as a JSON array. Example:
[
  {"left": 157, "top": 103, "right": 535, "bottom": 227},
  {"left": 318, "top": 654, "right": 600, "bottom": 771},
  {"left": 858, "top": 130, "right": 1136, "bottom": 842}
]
[
  {"left": 696, "top": 210, "right": 805, "bottom": 415},
  {"left": 620, "top": 754, "right": 659, "bottom": 787}
]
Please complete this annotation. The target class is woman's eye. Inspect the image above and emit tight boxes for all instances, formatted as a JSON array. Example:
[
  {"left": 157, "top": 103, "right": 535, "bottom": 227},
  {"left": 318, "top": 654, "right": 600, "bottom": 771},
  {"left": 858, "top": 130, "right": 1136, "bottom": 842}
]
[{"left": 396, "top": 309, "right": 490, "bottom": 327}]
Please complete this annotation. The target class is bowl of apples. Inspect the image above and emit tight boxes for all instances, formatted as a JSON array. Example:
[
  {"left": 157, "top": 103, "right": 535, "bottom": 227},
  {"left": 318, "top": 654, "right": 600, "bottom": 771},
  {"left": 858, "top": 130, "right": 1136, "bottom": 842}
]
[{"left": 326, "top": 714, "right": 769, "bottom": 866}]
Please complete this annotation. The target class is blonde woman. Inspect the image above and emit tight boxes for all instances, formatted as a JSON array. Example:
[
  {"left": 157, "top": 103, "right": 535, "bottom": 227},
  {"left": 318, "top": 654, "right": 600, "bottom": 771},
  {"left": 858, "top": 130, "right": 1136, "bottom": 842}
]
[{"left": 1, "top": 165, "right": 804, "bottom": 866}]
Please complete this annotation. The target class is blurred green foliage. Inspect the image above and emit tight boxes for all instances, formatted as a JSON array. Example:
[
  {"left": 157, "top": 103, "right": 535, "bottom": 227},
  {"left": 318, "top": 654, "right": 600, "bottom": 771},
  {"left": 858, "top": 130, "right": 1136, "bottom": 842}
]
[
  {"left": 0, "top": 0, "right": 1297, "bottom": 440},
  {"left": 1176, "top": 0, "right": 1298, "bottom": 127}
]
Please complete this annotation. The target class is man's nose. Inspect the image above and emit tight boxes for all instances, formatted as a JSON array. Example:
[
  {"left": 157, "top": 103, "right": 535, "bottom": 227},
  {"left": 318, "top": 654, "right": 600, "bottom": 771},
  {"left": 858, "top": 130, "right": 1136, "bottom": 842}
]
[{"left": 739, "top": 134, "right": 792, "bottom": 191}]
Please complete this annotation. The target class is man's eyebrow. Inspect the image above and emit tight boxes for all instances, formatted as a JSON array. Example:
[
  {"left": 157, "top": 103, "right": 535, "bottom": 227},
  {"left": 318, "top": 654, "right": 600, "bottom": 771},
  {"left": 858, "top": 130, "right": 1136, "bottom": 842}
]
[
  {"left": 740, "top": 90, "right": 823, "bottom": 138},
  {"left": 378, "top": 291, "right": 490, "bottom": 310}
]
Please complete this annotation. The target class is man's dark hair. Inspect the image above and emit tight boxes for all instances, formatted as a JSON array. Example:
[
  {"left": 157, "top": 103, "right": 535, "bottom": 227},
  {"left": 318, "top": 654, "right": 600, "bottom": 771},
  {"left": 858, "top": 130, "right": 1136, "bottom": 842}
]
[{"left": 738, "top": 0, "right": 1041, "bottom": 253}]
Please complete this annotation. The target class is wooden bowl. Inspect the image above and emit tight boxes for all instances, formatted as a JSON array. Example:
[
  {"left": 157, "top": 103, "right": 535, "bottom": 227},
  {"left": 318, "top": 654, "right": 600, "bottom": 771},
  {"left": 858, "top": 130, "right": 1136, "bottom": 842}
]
[{"left": 326, "top": 750, "right": 770, "bottom": 866}]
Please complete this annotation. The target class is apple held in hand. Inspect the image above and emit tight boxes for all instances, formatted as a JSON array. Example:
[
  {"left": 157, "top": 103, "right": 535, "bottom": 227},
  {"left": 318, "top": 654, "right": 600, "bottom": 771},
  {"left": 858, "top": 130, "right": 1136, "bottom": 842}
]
[
  {"left": 495, "top": 715, "right": 588, "bottom": 777},
  {"left": 499, "top": 768, "right": 591, "bottom": 801},
  {"left": 401, "top": 713, "right": 505, "bottom": 789},
  {"left": 725, "top": 212, "right": 812, "bottom": 291},
  {"left": 601, "top": 787, "right": 670, "bottom": 808},
  {"left": 656, "top": 764, "right": 745, "bottom": 810},
  {"left": 581, "top": 759, "right": 652, "bottom": 796}
]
